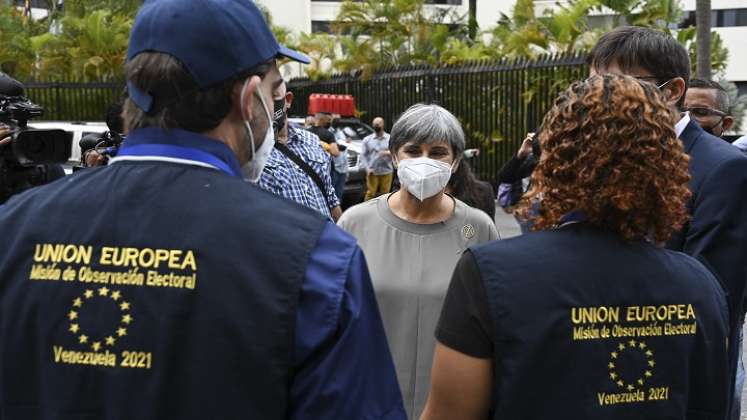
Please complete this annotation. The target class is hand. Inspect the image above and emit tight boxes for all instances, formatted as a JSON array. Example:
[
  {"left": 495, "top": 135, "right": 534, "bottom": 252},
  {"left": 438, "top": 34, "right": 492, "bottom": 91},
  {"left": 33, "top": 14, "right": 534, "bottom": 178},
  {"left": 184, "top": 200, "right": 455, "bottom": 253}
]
[
  {"left": 517, "top": 133, "right": 535, "bottom": 159},
  {"left": 0, "top": 126, "right": 13, "bottom": 148},
  {"left": 83, "top": 150, "right": 108, "bottom": 167},
  {"left": 378, "top": 150, "right": 391, "bottom": 158},
  {"left": 367, "top": 168, "right": 373, "bottom": 176},
  {"left": 464, "top": 148, "right": 480, "bottom": 159}
]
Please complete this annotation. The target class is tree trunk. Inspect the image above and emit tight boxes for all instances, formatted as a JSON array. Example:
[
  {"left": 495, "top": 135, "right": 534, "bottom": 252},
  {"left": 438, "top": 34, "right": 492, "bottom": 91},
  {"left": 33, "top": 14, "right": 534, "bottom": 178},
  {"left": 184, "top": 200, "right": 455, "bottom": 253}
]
[
  {"left": 696, "top": 0, "right": 712, "bottom": 79},
  {"left": 469, "top": 0, "right": 477, "bottom": 40}
]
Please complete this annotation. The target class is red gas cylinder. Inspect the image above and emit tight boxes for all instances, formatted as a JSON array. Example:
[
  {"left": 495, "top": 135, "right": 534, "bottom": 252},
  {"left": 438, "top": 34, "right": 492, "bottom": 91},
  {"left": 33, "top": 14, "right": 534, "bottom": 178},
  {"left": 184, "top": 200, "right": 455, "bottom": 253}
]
[{"left": 308, "top": 94, "right": 323, "bottom": 115}]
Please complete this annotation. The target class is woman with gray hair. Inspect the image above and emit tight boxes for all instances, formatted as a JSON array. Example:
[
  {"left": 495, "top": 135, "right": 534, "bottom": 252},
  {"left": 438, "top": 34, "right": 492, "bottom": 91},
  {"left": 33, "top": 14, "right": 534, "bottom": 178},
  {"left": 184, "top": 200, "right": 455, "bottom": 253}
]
[{"left": 338, "top": 104, "right": 499, "bottom": 418}]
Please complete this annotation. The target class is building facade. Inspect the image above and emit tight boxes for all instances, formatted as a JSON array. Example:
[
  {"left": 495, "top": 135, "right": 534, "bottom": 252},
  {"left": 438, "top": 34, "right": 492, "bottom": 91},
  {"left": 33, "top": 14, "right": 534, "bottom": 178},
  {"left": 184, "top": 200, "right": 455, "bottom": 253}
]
[{"left": 258, "top": 0, "right": 747, "bottom": 94}]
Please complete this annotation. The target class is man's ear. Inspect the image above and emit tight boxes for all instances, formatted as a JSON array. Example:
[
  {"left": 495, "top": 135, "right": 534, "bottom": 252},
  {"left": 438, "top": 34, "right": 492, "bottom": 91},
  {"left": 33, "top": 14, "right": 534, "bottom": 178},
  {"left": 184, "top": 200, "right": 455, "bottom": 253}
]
[
  {"left": 666, "top": 77, "right": 686, "bottom": 107},
  {"left": 238, "top": 75, "right": 262, "bottom": 121},
  {"left": 723, "top": 116, "right": 735, "bottom": 132},
  {"left": 285, "top": 91, "right": 294, "bottom": 110}
]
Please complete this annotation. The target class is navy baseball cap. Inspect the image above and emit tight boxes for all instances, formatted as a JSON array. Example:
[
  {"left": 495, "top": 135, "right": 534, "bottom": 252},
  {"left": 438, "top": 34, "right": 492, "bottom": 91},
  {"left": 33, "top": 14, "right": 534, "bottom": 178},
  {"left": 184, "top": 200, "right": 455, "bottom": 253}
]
[{"left": 126, "top": 0, "right": 310, "bottom": 112}]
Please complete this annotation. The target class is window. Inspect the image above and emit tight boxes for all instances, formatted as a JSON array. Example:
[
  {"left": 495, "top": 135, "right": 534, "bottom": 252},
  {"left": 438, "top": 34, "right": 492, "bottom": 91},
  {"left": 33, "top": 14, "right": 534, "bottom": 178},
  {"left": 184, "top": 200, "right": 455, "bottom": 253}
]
[
  {"left": 680, "top": 9, "right": 747, "bottom": 28},
  {"left": 311, "top": 0, "right": 461, "bottom": 3}
]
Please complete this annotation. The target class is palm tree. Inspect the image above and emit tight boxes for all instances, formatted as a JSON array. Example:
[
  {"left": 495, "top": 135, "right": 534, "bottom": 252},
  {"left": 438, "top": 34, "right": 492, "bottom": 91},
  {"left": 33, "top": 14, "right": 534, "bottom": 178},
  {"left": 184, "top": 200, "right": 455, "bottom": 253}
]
[
  {"left": 695, "top": 0, "right": 711, "bottom": 79},
  {"left": 468, "top": 0, "right": 477, "bottom": 40}
]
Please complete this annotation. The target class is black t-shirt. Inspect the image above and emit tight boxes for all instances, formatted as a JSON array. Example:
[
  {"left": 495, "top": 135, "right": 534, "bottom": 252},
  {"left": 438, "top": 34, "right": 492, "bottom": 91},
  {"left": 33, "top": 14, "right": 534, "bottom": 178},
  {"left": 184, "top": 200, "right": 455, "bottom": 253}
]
[
  {"left": 435, "top": 250, "right": 494, "bottom": 358},
  {"left": 307, "top": 126, "right": 337, "bottom": 144}
]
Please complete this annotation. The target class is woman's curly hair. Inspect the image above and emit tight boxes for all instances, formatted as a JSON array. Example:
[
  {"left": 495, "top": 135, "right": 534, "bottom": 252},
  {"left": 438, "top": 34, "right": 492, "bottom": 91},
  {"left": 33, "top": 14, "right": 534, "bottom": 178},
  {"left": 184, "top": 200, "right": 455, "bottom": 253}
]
[{"left": 518, "top": 74, "right": 691, "bottom": 243}]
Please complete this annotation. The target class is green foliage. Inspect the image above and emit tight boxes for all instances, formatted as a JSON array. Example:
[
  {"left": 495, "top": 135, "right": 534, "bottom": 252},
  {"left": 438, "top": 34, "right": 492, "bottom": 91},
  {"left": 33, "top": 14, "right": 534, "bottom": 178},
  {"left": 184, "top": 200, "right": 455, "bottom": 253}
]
[
  {"left": 331, "top": 0, "right": 482, "bottom": 76},
  {"left": 0, "top": 4, "right": 46, "bottom": 79},
  {"left": 720, "top": 79, "right": 747, "bottom": 133},
  {"left": 677, "top": 26, "right": 729, "bottom": 77},
  {"left": 32, "top": 10, "right": 132, "bottom": 81}
]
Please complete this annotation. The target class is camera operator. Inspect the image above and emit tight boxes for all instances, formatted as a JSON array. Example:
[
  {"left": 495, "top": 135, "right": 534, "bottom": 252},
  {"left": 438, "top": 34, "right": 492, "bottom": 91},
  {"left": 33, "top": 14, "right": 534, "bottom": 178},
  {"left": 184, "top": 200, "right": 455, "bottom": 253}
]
[
  {"left": 80, "top": 101, "right": 125, "bottom": 168},
  {"left": 0, "top": 73, "right": 69, "bottom": 203}
]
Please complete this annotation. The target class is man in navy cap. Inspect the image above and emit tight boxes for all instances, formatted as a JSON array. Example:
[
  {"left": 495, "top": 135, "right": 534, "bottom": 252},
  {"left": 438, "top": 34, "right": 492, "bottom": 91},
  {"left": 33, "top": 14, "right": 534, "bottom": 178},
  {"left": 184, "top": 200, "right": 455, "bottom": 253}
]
[{"left": 0, "top": 1, "right": 405, "bottom": 419}]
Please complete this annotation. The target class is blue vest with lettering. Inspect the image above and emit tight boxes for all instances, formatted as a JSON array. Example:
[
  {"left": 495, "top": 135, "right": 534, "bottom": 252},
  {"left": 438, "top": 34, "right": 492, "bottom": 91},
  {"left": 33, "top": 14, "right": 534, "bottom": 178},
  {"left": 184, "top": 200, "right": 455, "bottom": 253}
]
[
  {"left": 471, "top": 223, "right": 729, "bottom": 420},
  {"left": 0, "top": 149, "right": 326, "bottom": 419}
]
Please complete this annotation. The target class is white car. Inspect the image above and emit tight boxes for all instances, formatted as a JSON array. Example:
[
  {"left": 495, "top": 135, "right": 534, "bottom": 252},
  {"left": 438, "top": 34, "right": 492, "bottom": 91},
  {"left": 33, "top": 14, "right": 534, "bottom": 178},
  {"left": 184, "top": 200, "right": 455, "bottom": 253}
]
[{"left": 27, "top": 121, "right": 109, "bottom": 172}]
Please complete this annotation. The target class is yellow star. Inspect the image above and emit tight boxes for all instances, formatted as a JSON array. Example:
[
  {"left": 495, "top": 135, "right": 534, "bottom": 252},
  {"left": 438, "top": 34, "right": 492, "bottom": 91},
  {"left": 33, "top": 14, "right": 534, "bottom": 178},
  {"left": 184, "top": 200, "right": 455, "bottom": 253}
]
[
  {"left": 608, "top": 362, "right": 615, "bottom": 369},
  {"left": 628, "top": 339, "right": 637, "bottom": 348},
  {"left": 645, "top": 371, "right": 652, "bottom": 377},
  {"left": 105, "top": 336, "right": 116, "bottom": 346},
  {"left": 69, "top": 323, "right": 80, "bottom": 333},
  {"left": 84, "top": 289, "right": 94, "bottom": 299},
  {"left": 610, "top": 372, "right": 617, "bottom": 379},
  {"left": 68, "top": 310, "right": 78, "bottom": 320},
  {"left": 120, "top": 301, "right": 130, "bottom": 311},
  {"left": 91, "top": 341, "right": 101, "bottom": 352},
  {"left": 117, "top": 327, "right": 127, "bottom": 337},
  {"left": 648, "top": 360, "right": 656, "bottom": 367},
  {"left": 110, "top": 291, "right": 121, "bottom": 301},
  {"left": 72, "top": 298, "right": 83, "bottom": 308},
  {"left": 98, "top": 287, "right": 109, "bottom": 296},
  {"left": 645, "top": 350, "right": 653, "bottom": 357},
  {"left": 618, "top": 343, "right": 625, "bottom": 351},
  {"left": 627, "top": 384, "right": 634, "bottom": 391},
  {"left": 122, "top": 314, "right": 133, "bottom": 324},
  {"left": 611, "top": 352, "right": 618, "bottom": 359},
  {"left": 617, "top": 380, "right": 624, "bottom": 387},
  {"left": 639, "top": 342, "right": 647, "bottom": 349},
  {"left": 638, "top": 379, "right": 645, "bottom": 385},
  {"left": 79, "top": 334, "right": 88, "bottom": 344}
]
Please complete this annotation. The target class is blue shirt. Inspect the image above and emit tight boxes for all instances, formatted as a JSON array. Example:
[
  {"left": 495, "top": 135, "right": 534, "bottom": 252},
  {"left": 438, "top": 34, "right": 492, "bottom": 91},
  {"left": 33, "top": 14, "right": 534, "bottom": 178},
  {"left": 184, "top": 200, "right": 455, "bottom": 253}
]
[
  {"left": 107, "top": 129, "right": 405, "bottom": 419},
  {"left": 258, "top": 126, "right": 340, "bottom": 219}
]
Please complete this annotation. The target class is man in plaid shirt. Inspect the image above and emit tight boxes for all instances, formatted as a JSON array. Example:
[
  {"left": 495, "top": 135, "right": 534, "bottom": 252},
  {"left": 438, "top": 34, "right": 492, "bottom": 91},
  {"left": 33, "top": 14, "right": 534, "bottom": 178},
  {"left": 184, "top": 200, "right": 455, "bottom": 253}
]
[{"left": 258, "top": 88, "right": 342, "bottom": 220}]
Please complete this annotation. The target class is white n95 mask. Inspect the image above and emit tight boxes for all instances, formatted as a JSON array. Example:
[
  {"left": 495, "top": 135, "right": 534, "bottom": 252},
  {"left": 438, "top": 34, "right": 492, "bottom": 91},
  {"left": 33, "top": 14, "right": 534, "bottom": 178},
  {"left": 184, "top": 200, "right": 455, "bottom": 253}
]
[
  {"left": 397, "top": 157, "right": 453, "bottom": 201},
  {"left": 240, "top": 79, "right": 275, "bottom": 183}
]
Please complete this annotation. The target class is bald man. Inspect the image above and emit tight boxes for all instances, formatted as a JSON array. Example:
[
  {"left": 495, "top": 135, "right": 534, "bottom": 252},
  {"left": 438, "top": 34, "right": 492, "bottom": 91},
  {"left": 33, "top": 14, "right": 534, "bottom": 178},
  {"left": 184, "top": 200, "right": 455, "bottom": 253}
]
[{"left": 361, "top": 117, "right": 393, "bottom": 200}]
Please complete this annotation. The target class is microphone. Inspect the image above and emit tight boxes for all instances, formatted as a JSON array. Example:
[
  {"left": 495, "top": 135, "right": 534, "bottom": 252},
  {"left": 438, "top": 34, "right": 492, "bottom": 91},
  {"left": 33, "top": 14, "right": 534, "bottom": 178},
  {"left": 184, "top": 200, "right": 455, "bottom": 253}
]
[{"left": 0, "top": 73, "right": 25, "bottom": 96}]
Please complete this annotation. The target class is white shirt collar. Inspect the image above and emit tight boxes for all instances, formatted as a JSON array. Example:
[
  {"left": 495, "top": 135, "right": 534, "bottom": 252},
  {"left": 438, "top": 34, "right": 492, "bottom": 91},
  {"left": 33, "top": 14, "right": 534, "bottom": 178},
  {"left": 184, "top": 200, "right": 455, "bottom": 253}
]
[{"left": 675, "top": 112, "right": 690, "bottom": 137}]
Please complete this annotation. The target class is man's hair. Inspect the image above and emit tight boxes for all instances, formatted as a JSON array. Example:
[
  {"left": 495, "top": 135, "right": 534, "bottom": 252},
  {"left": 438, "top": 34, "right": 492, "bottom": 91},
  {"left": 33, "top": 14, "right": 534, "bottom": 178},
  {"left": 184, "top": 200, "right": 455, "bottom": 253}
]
[
  {"left": 519, "top": 75, "right": 691, "bottom": 243},
  {"left": 588, "top": 26, "right": 691, "bottom": 108},
  {"left": 689, "top": 78, "right": 730, "bottom": 112},
  {"left": 123, "top": 52, "right": 270, "bottom": 133}
]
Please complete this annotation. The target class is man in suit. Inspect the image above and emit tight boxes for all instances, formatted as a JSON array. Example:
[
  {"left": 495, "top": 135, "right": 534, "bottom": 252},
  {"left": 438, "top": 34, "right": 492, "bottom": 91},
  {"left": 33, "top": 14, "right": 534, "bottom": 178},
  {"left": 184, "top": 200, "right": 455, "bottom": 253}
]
[{"left": 589, "top": 26, "right": 747, "bottom": 418}]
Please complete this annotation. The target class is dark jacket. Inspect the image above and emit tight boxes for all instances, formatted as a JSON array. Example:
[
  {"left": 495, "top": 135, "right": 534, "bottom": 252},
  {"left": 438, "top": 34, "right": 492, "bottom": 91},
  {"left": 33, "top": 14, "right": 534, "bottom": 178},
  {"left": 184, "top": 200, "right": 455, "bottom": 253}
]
[{"left": 666, "top": 120, "right": 747, "bottom": 414}]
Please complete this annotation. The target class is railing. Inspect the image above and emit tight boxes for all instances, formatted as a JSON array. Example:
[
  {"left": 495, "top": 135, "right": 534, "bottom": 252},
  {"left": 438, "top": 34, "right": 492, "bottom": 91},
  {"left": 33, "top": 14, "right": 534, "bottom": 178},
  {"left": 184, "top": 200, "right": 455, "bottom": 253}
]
[
  {"left": 24, "top": 81, "right": 124, "bottom": 122},
  {"left": 288, "top": 53, "right": 588, "bottom": 182}
]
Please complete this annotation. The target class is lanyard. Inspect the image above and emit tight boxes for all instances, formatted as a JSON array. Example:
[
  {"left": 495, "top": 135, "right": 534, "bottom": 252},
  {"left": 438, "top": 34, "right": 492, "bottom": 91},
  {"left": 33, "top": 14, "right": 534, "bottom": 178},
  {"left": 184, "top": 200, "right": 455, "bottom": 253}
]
[{"left": 116, "top": 143, "right": 242, "bottom": 178}]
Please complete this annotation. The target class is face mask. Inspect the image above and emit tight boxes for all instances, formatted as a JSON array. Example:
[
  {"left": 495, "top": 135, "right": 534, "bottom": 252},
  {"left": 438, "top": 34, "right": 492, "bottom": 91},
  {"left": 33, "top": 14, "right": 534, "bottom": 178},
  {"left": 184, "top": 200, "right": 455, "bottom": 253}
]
[
  {"left": 397, "top": 157, "right": 453, "bottom": 201},
  {"left": 272, "top": 97, "right": 286, "bottom": 135},
  {"left": 374, "top": 127, "right": 383, "bottom": 134},
  {"left": 239, "top": 79, "right": 275, "bottom": 183}
]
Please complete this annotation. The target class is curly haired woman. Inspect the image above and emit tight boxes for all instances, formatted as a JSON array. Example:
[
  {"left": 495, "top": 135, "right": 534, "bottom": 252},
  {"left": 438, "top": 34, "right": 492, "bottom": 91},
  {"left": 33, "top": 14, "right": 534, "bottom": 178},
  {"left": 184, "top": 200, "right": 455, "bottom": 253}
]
[{"left": 420, "top": 75, "right": 729, "bottom": 420}]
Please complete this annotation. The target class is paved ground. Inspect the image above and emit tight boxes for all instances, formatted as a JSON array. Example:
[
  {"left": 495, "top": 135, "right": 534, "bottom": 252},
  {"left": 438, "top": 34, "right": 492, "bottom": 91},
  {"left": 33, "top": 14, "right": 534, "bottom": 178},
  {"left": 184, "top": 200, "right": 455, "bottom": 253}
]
[{"left": 494, "top": 207, "right": 747, "bottom": 417}]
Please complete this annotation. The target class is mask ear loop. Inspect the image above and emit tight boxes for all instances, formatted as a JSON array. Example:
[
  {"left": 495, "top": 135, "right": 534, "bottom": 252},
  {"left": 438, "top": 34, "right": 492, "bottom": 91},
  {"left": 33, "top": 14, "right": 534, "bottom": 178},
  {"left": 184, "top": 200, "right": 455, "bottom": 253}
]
[{"left": 240, "top": 78, "right": 257, "bottom": 161}]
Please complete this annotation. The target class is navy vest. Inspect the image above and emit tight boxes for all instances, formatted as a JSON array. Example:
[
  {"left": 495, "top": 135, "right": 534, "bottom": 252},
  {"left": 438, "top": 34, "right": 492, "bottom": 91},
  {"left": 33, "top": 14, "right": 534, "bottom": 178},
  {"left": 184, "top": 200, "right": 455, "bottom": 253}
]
[
  {"left": 0, "top": 160, "right": 326, "bottom": 419},
  {"left": 472, "top": 224, "right": 728, "bottom": 420}
]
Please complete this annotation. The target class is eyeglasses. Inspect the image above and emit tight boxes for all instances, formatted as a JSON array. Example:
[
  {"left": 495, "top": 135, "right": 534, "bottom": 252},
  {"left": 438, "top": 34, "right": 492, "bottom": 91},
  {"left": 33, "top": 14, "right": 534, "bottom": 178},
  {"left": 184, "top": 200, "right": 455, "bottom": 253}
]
[
  {"left": 634, "top": 76, "right": 671, "bottom": 90},
  {"left": 684, "top": 106, "right": 726, "bottom": 119}
]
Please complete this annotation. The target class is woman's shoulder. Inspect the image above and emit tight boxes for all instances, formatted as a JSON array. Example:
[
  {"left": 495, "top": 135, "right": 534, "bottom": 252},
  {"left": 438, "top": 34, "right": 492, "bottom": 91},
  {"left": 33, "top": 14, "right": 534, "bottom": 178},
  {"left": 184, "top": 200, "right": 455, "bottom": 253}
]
[
  {"left": 454, "top": 198, "right": 498, "bottom": 239},
  {"left": 338, "top": 198, "right": 382, "bottom": 227}
]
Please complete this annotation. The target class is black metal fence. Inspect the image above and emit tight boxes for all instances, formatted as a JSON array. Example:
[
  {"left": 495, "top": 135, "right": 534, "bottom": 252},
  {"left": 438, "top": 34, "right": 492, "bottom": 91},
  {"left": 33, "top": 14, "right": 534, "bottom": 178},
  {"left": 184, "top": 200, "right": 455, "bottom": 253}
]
[
  {"left": 19, "top": 53, "right": 589, "bottom": 181},
  {"left": 24, "top": 81, "right": 124, "bottom": 122},
  {"left": 288, "top": 53, "right": 588, "bottom": 182}
]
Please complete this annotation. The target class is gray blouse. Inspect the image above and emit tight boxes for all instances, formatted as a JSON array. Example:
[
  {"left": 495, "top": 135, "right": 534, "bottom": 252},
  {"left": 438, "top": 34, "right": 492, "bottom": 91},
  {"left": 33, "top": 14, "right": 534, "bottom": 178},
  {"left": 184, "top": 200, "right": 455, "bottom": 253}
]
[{"left": 338, "top": 194, "right": 499, "bottom": 419}]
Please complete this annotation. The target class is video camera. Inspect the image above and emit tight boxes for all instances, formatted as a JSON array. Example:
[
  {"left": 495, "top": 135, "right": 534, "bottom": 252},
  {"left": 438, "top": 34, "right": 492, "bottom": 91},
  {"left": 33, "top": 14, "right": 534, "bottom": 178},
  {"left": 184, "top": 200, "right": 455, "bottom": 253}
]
[
  {"left": 77, "top": 101, "right": 125, "bottom": 168},
  {"left": 0, "top": 74, "right": 71, "bottom": 203}
]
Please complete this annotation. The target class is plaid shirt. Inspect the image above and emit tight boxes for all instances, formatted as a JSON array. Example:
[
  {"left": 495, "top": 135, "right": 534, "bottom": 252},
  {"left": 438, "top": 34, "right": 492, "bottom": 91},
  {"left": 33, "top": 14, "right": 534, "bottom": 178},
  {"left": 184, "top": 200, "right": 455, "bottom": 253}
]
[{"left": 258, "top": 125, "right": 340, "bottom": 219}]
